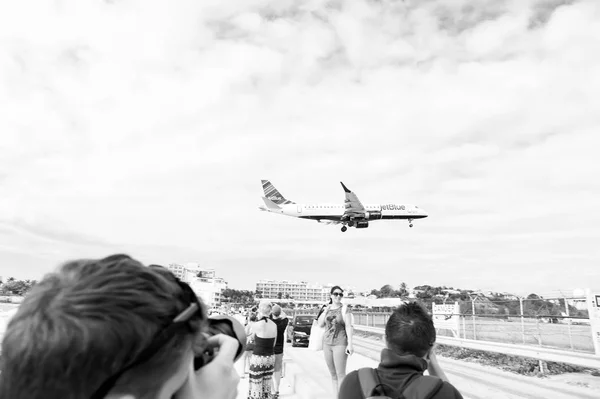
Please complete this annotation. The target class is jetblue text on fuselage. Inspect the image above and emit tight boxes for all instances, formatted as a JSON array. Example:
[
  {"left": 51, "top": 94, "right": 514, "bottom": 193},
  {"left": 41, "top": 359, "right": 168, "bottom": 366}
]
[{"left": 380, "top": 204, "right": 405, "bottom": 211}]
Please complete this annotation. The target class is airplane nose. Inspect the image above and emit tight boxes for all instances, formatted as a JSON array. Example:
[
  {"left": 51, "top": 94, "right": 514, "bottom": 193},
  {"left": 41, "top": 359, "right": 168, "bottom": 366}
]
[{"left": 420, "top": 209, "right": 428, "bottom": 217}]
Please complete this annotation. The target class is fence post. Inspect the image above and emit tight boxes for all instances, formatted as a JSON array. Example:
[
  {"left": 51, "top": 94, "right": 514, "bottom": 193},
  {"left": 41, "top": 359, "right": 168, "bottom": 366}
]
[
  {"left": 564, "top": 296, "right": 574, "bottom": 350},
  {"left": 471, "top": 300, "right": 477, "bottom": 341},
  {"left": 520, "top": 297, "right": 525, "bottom": 344},
  {"left": 535, "top": 316, "right": 543, "bottom": 346},
  {"left": 538, "top": 360, "right": 547, "bottom": 375},
  {"left": 462, "top": 315, "right": 467, "bottom": 339}
]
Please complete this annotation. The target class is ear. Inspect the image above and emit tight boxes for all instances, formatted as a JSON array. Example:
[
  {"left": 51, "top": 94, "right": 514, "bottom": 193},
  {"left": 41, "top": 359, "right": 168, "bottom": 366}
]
[{"left": 423, "top": 347, "right": 432, "bottom": 360}]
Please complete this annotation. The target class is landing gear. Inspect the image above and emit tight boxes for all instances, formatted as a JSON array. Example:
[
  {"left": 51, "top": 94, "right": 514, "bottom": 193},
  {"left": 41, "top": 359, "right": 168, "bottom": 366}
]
[
  {"left": 341, "top": 226, "right": 347, "bottom": 232},
  {"left": 408, "top": 219, "right": 413, "bottom": 228}
]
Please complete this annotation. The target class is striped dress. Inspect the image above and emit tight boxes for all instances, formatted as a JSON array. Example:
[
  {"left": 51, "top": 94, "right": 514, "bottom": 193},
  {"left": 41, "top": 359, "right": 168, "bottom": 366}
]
[{"left": 248, "top": 335, "right": 275, "bottom": 399}]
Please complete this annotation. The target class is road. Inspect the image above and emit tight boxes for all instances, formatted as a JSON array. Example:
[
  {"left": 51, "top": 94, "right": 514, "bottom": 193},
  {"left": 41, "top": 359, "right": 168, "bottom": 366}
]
[{"left": 239, "top": 340, "right": 600, "bottom": 399}]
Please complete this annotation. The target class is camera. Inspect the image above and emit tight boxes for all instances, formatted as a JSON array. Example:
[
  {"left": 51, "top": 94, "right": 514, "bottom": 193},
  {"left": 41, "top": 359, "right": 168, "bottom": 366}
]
[{"left": 194, "top": 314, "right": 247, "bottom": 370}]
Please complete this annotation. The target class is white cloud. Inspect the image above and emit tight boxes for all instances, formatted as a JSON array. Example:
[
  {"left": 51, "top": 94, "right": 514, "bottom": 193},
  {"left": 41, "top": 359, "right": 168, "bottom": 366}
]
[{"left": 1, "top": 0, "right": 599, "bottom": 294}]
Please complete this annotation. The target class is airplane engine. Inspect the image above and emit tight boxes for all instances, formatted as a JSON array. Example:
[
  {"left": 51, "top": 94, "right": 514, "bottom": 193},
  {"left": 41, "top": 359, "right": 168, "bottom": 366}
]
[
  {"left": 367, "top": 211, "right": 382, "bottom": 220},
  {"left": 355, "top": 220, "right": 369, "bottom": 229}
]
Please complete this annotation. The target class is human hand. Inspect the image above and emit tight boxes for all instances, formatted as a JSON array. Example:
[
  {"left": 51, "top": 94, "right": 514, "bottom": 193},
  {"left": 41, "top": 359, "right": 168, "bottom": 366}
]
[
  {"left": 425, "top": 345, "right": 449, "bottom": 382},
  {"left": 345, "top": 344, "right": 354, "bottom": 356},
  {"left": 426, "top": 346, "right": 439, "bottom": 365},
  {"left": 175, "top": 334, "right": 240, "bottom": 399}
]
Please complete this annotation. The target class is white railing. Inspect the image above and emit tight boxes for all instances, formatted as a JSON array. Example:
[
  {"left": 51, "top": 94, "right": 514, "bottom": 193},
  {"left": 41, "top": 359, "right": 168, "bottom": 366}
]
[{"left": 353, "top": 324, "right": 600, "bottom": 370}]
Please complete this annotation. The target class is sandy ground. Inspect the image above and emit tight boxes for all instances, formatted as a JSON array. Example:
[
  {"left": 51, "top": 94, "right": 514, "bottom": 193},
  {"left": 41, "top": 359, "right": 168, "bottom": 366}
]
[{"left": 268, "top": 340, "right": 600, "bottom": 399}]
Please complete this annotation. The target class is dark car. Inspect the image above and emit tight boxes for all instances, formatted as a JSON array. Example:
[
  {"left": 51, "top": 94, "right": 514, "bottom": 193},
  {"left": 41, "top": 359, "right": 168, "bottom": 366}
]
[{"left": 286, "top": 315, "right": 315, "bottom": 347}]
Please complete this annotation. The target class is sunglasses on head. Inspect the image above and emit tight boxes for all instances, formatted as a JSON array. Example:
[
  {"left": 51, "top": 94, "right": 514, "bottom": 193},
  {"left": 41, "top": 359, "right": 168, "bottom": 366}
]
[{"left": 332, "top": 292, "right": 343, "bottom": 297}]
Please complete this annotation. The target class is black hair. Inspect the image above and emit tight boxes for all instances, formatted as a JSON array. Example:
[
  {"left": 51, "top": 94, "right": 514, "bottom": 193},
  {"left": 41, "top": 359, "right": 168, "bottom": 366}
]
[
  {"left": 330, "top": 286, "right": 343, "bottom": 294},
  {"left": 385, "top": 302, "right": 435, "bottom": 358}
]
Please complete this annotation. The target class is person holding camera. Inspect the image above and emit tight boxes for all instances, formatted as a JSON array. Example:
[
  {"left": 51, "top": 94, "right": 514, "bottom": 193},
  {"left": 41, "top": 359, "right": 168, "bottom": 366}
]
[
  {"left": 338, "top": 302, "right": 463, "bottom": 399},
  {"left": 0, "top": 254, "right": 240, "bottom": 399},
  {"left": 317, "top": 285, "right": 354, "bottom": 396},
  {"left": 248, "top": 300, "right": 277, "bottom": 399}
]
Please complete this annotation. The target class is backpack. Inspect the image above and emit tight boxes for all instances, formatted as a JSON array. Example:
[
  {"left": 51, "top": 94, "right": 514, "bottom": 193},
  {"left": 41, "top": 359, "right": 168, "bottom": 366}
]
[{"left": 358, "top": 368, "right": 443, "bottom": 399}]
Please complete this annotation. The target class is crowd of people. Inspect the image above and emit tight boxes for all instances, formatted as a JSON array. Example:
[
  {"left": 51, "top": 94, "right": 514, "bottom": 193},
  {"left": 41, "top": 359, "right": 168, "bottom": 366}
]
[{"left": 0, "top": 254, "right": 463, "bottom": 399}]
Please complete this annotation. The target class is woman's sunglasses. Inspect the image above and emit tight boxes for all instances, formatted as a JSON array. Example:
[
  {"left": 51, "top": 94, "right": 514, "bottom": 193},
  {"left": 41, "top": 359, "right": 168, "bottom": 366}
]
[{"left": 332, "top": 292, "right": 344, "bottom": 297}]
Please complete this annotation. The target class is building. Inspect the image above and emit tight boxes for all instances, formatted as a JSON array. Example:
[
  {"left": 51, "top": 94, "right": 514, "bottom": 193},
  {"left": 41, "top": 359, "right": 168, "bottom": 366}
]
[
  {"left": 167, "top": 263, "right": 227, "bottom": 308},
  {"left": 189, "top": 276, "right": 227, "bottom": 309},
  {"left": 166, "top": 263, "right": 186, "bottom": 280},
  {"left": 255, "top": 280, "right": 356, "bottom": 303}
]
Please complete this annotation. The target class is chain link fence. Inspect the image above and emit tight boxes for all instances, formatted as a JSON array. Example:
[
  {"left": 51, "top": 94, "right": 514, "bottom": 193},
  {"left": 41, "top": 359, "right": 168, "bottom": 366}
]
[{"left": 351, "top": 297, "right": 594, "bottom": 353}]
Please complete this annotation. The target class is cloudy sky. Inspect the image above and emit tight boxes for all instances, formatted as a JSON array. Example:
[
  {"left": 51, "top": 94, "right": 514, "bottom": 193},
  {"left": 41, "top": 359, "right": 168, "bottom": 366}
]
[{"left": 1, "top": 0, "right": 599, "bottom": 297}]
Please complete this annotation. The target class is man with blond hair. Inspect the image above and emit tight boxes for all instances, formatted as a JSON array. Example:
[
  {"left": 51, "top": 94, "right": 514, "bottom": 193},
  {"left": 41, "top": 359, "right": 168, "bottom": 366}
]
[{"left": 0, "top": 254, "right": 240, "bottom": 399}]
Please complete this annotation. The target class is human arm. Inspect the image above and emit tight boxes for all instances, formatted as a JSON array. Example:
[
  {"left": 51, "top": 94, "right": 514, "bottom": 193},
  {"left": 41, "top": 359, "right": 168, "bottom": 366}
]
[
  {"left": 343, "top": 306, "right": 354, "bottom": 355},
  {"left": 425, "top": 348, "right": 449, "bottom": 382},
  {"left": 247, "top": 321, "right": 256, "bottom": 336},
  {"left": 245, "top": 323, "right": 255, "bottom": 344}
]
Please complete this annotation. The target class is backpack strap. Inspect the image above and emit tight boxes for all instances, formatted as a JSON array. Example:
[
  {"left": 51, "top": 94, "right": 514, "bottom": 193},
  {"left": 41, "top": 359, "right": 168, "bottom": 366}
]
[
  {"left": 357, "top": 368, "right": 380, "bottom": 398},
  {"left": 402, "top": 375, "right": 444, "bottom": 399}
]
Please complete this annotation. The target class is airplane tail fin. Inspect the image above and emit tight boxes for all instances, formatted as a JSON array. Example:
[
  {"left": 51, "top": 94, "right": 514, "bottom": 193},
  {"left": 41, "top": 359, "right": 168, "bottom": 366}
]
[{"left": 261, "top": 180, "right": 295, "bottom": 205}]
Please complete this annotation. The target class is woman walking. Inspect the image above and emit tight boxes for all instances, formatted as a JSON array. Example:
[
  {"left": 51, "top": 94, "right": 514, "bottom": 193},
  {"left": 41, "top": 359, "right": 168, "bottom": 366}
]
[
  {"left": 248, "top": 301, "right": 277, "bottom": 399},
  {"left": 317, "top": 285, "right": 354, "bottom": 396},
  {"left": 243, "top": 312, "right": 258, "bottom": 375}
]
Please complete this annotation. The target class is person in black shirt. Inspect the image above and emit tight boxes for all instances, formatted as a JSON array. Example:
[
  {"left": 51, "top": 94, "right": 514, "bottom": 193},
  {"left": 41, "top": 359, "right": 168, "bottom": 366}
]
[
  {"left": 339, "top": 302, "right": 463, "bottom": 399},
  {"left": 270, "top": 305, "right": 289, "bottom": 399}
]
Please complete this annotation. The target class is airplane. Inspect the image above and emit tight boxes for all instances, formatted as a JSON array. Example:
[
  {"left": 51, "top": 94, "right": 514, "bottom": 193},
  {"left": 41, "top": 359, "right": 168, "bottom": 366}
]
[{"left": 258, "top": 180, "right": 428, "bottom": 232}]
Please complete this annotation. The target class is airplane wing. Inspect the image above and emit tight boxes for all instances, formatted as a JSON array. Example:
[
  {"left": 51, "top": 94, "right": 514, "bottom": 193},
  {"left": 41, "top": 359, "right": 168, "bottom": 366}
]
[
  {"left": 340, "top": 182, "right": 366, "bottom": 217},
  {"left": 317, "top": 219, "right": 342, "bottom": 225}
]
